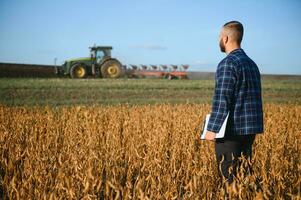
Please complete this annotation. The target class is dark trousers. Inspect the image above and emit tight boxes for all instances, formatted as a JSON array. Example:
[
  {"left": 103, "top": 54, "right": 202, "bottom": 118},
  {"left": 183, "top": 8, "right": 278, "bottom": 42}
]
[{"left": 215, "top": 134, "right": 256, "bottom": 184}]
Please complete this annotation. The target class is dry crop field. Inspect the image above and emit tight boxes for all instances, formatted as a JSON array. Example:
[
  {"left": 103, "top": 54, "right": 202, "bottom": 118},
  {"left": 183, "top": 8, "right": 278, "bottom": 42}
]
[
  {"left": 0, "top": 78, "right": 301, "bottom": 199},
  {"left": 0, "top": 103, "right": 300, "bottom": 199}
]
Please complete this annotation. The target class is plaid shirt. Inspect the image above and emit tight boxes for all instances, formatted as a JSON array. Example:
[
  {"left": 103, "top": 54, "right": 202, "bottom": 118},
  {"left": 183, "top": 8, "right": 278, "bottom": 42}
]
[{"left": 207, "top": 48, "right": 264, "bottom": 135}]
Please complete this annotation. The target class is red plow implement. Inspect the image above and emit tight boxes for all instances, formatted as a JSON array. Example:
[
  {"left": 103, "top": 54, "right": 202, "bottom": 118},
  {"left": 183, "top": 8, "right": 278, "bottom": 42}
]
[{"left": 128, "top": 64, "right": 189, "bottom": 79}]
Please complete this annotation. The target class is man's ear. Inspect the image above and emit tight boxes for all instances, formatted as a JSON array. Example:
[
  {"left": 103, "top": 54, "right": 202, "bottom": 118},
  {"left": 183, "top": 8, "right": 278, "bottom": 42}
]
[{"left": 224, "top": 35, "right": 228, "bottom": 44}]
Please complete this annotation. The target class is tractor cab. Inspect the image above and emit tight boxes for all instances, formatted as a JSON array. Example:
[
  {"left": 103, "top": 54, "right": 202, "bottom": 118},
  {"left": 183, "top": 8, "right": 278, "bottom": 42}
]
[{"left": 90, "top": 46, "right": 112, "bottom": 63}]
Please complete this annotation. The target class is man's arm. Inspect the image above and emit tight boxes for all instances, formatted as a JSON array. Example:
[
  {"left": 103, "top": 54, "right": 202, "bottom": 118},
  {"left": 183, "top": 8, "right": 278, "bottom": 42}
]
[{"left": 206, "top": 59, "right": 236, "bottom": 140}]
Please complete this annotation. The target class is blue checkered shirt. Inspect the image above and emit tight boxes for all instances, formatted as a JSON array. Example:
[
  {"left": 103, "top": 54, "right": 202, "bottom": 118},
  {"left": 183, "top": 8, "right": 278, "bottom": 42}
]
[{"left": 207, "top": 48, "right": 264, "bottom": 135}]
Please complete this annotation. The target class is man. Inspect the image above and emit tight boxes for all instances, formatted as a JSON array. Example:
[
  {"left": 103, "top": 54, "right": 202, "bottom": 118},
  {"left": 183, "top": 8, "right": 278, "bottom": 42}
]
[{"left": 205, "top": 21, "right": 264, "bottom": 184}]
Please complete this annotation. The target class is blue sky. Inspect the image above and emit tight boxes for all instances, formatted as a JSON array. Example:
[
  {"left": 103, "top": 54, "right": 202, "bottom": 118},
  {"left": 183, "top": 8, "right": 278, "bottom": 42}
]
[{"left": 0, "top": 0, "right": 300, "bottom": 74}]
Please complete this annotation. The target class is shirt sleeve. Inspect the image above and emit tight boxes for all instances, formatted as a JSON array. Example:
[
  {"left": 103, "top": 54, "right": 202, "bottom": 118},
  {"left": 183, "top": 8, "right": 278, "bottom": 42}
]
[{"left": 206, "top": 58, "right": 236, "bottom": 133}]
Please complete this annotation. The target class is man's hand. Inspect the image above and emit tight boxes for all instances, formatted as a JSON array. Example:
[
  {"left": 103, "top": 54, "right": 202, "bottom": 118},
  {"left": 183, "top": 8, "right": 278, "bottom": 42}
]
[{"left": 205, "top": 131, "right": 216, "bottom": 141}]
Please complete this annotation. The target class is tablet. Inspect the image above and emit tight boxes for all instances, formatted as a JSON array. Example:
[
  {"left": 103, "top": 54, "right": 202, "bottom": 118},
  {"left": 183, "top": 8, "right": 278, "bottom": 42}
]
[{"left": 200, "top": 112, "right": 229, "bottom": 140}]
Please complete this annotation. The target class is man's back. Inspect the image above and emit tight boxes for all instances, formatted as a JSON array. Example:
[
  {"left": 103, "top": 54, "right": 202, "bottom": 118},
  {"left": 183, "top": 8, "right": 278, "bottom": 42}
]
[
  {"left": 227, "top": 48, "right": 263, "bottom": 135},
  {"left": 207, "top": 48, "right": 264, "bottom": 135}
]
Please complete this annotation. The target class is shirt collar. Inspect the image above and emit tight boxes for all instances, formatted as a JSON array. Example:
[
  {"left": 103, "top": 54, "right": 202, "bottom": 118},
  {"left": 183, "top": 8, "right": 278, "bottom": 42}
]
[{"left": 228, "top": 48, "right": 243, "bottom": 55}]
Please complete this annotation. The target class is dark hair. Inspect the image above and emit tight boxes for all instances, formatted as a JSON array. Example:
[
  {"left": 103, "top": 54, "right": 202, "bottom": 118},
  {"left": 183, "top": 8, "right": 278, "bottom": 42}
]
[{"left": 223, "top": 21, "right": 244, "bottom": 44}]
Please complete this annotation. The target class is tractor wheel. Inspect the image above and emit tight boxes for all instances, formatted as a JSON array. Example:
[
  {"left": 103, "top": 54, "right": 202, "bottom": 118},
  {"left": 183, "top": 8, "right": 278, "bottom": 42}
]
[
  {"left": 101, "top": 60, "right": 123, "bottom": 78},
  {"left": 70, "top": 64, "right": 87, "bottom": 79}
]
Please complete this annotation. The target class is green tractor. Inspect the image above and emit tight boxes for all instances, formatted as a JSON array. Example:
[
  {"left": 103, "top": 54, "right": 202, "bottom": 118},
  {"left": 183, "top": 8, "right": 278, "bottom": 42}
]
[{"left": 55, "top": 46, "right": 124, "bottom": 78}]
